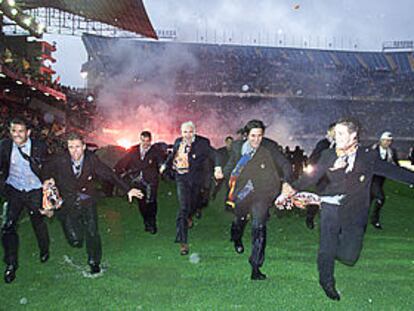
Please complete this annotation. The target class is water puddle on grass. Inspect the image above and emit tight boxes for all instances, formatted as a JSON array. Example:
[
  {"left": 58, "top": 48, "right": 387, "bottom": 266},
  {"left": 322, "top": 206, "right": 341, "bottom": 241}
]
[{"left": 62, "top": 255, "right": 107, "bottom": 278}]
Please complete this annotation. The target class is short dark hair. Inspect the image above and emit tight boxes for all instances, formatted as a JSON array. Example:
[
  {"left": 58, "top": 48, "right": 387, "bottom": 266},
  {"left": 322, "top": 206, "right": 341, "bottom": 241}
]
[
  {"left": 66, "top": 132, "right": 85, "bottom": 143},
  {"left": 225, "top": 136, "right": 233, "bottom": 142},
  {"left": 244, "top": 119, "right": 266, "bottom": 135},
  {"left": 140, "top": 131, "right": 152, "bottom": 140},
  {"left": 328, "top": 122, "right": 336, "bottom": 130},
  {"left": 336, "top": 118, "right": 360, "bottom": 134},
  {"left": 9, "top": 118, "right": 28, "bottom": 129}
]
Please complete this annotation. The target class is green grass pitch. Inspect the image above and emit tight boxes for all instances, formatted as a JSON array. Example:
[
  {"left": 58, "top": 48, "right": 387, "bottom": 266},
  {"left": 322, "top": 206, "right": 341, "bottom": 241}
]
[{"left": 0, "top": 180, "right": 413, "bottom": 310}]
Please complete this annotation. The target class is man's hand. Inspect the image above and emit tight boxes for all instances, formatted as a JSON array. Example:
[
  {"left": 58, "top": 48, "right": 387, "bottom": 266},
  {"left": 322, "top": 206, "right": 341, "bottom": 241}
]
[
  {"left": 127, "top": 188, "right": 144, "bottom": 203},
  {"left": 159, "top": 164, "right": 166, "bottom": 175},
  {"left": 40, "top": 209, "right": 54, "bottom": 218},
  {"left": 214, "top": 167, "right": 224, "bottom": 180},
  {"left": 43, "top": 178, "right": 55, "bottom": 191},
  {"left": 282, "top": 182, "right": 296, "bottom": 197}
]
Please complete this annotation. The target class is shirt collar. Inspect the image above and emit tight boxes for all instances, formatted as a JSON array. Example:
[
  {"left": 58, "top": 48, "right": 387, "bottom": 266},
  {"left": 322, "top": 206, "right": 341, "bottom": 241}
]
[
  {"left": 183, "top": 136, "right": 196, "bottom": 145},
  {"left": 72, "top": 155, "right": 84, "bottom": 166},
  {"left": 14, "top": 137, "right": 31, "bottom": 152},
  {"left": 140, "top": 144, "right": 151, "bottom": 152},
  {"left": 242, "top": 141, "right": 257, "bottom": 156}
]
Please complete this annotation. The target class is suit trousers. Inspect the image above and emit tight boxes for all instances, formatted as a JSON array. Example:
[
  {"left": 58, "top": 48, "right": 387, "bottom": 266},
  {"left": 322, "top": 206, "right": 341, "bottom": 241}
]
[
  {"left": 370, "top": 178, "right": 385, "bottom": 224},
  {"left": 318, "top": 203, "right": 365, "bottom": 285},
  {"left": 136, "top": 183, "right": 158, "bottom": 229},
  {"left": 59, "top": 199, "right": 102, "bottom": 265},
  {"left": 175, "top": 174, "right": 201, "bottom": 244},
  {"left": 230, "top": 197, "right": 269, "bottom": 268},
  {"left": 1, "top": 185, "right": 49, "bottom": 266}
]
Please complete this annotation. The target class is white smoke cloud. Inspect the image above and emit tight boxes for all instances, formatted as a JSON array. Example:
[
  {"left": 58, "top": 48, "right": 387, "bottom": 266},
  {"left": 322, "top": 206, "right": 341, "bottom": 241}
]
[{"left": 90, "top": 37, "right": 309, "bottom": 149}]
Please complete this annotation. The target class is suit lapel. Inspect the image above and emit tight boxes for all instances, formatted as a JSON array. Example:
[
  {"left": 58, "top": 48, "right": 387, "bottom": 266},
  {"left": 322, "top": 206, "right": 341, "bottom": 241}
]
[
  {"left": 65, "top": 153, "right": 77, "bottom": 179},
  {"left": 78, "top": 152, "right": 92, "bottom": 181},
  {"left": 189, "top": 137, "right": 197, "bottom": 156},
  {"left": 136, "top": 145, "right": 142, "bottom": 161},
  {"left": 30, "top": 139, "right": 36, "bottom": 158},
  {"left": 173, "top": 138, "right": 182, "bottom": 156},
  {"left": 5, "top": 139, "right": 12, "bottom": 162},
  {"left": 143, "top": 145, "right": 154, "bottom": 162},
  {"left": 352, "top": 147, "right": 365, "bottom": 175},
  {"left": 1, "top": 140, "right": 13, "bottom": 173}
]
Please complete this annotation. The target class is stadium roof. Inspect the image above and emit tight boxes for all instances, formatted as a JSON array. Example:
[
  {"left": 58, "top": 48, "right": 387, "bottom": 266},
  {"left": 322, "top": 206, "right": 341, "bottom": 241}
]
[{"left": 17, "top": 0, "right": 157, "bottom": 39}]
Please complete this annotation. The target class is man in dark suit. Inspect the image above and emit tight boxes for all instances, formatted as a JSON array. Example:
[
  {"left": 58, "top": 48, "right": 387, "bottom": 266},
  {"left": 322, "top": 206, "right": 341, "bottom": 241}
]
[
  {"left": 307, "top": 124, "right": 336, "bottom": 165},
  {"left": 220, "top": 120, "right": 293, "bottom": 280},
  {"left": 115, "top": 131, "right": 166, "bottom": 234},
  {"left": 211, "top": 136, "right": 234, "bottom": 200},
  {"left": 284, "top": 118, "right": 414, "bottom": 300},
  {"left": 43, "top": 132, "right": 142, "bottom": 274},
  {"left": 160, "top": 121, "right": 219, "bottom": 255},
  {"left": 217, "top": 136, "right": 234, "bottom": 167},
  {"left": 291, "top": 145, "right": 306, "bottom": 179},
  {"left": 370, "top": 131, "right": 399, "bottom": 229},
  {"left": 304, "top": 123, "right": 336, "bottom": 229},
  {"left": 409, "top": 145, "right": 414, "bottom": 165},
  {"left": 0, "top": 118, "right": 50, "bottom": 283}
]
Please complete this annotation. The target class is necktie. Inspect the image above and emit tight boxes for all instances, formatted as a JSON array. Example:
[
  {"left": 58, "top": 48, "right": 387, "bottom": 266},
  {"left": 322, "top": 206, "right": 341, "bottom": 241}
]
[
  {"left": 17, "top": 145, "right": 42, "bottom": 175},
  {"left": 73, "top": 163, "right": 81, "bottom": 178},
  {"left": 17, "top": 146, "right": 30, "bottom": 162},
  {"left": 140, "top": 148, "right": 146, "bottom": 161}
]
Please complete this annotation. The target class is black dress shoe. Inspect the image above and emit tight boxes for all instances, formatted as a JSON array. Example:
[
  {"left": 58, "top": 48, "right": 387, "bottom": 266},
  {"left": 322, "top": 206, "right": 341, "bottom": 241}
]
[
  {"left": 233, "top": 240, "right": 244, "bottom": 254},
  {"left": 149, "top": 226, "right": 157, "bottom": 235},
  {"left": 40, "top": 252, "right": 49, "bottom": 263},
  {"left": 90, "top": 264, "right": 101, "bottom": 274},
  {"left": 251, "top": 268, "right": 267, "bottom": 280},
  {"left": 4, "top": 265, "right": 16, "bottom": 284},
  {"left": 320, "top": 282, "right": 340, "bottom": 301},
  {"left": 372, "top": 222, "right": 383, "bottom": 230},
  {"left": 305, "top": 217, "right": 315, "bottom": 230},
  {"left": 180, "top": 243, "right": 189, "bottom": 256}
]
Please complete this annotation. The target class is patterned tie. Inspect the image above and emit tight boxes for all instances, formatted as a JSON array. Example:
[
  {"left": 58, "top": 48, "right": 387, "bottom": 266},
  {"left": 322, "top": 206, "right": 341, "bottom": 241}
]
[
  {"left": 73, "top": 162, "right": 82, "bottom": 178},
  {"left": 140, "top": 148, "right": 147, "bottom": 161}
]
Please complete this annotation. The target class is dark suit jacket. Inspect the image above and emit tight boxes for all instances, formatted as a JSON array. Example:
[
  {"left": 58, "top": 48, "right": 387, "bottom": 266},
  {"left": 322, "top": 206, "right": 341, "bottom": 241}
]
[
  {"left": 224, "top": 138, "right": 293, "bottom": 183},
  {"left": 308, "top": 138, "right": 334, "bottom": 191},
  {"left": 164, "top": 135, "right": 218, "bottom": 184},
  {"left": 293, "top": 146, "right": 414, "bottom": 226},
  {"left": 371, "top": 144, "right": 399, "bottom": 189},
  {"left": 308, "top": 138, "right": 332, "bottom": 165},
  {"left": 216, "top": 146, "right": 233, "bottom": 167},
  {"left": 44, "top": 150, "right": 130, "bottom": 207},
  {"left": 114, "top": 144, "right": 166, "bottom": 187},
  {"left": 224, "top": 139, "right": 292, "bottom": 205},
  {"left": 0, "top": 138, "right": 48, "bottom": 194}
]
